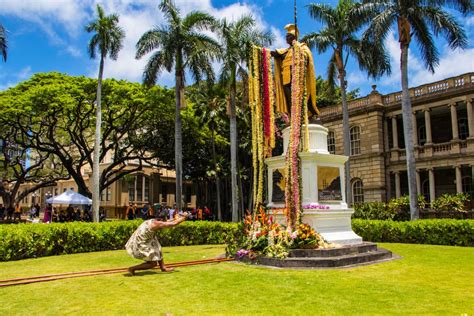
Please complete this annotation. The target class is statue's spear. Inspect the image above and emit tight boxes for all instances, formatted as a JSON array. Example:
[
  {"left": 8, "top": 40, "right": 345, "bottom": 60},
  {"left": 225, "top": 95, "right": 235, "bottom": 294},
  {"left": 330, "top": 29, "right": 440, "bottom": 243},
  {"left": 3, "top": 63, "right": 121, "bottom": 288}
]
[{"left": 294, "top": 0, "right": 298, "bottom": 41}]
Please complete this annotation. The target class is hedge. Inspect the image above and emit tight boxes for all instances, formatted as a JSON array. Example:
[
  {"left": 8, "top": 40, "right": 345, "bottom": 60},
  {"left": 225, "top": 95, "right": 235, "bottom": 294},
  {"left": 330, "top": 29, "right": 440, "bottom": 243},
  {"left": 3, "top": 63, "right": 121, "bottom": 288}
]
[
  {"left": 352, "top": 219, "right": 474, "bottom": 247},
  {"left": 0, "top": 220, "right": 240, "bottom": 261},
  {"left": 2, "top": 219, "right": 472, "bottom": 261}
]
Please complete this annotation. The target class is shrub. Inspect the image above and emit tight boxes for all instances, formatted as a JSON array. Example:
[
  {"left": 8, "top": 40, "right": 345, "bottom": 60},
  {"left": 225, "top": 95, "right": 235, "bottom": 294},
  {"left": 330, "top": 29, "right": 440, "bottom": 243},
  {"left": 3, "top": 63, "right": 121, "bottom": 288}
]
[
  {"left": 352, "top": 219, "right": 474, "bottom": 247},
  {"left": 353, "top": 202, "right": 394, "bottom": 220},
  {"left": 0, "top": 220, "right": 239, "bottom": 261},
  {"left": 387, "top": 195, "right": 427, "bottom": 221},
  {"left": 431, "top": 193, "right": 470, "bottom": 212}
]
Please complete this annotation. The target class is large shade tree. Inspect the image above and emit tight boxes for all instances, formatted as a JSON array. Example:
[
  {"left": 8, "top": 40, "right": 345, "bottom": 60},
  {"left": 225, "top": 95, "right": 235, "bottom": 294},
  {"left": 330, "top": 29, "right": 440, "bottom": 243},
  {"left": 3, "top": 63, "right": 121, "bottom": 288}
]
[
  {"left": 0, "top": 72, "right": 162, "bottom": 205},
  {"left": 136, "top": 0, "right": 220, "bottom": 212},
  {"left": 85, "top": 4, "right": 125, "bottom": 222},
  {"left": 216, "top": 15, "right": 272, "bottom": 222},
  {"left": 360, "top": 0, "right": 472, "bottom": 219},
  {"left": 302, "top": 0, "right": 391, "bottom": 205}
]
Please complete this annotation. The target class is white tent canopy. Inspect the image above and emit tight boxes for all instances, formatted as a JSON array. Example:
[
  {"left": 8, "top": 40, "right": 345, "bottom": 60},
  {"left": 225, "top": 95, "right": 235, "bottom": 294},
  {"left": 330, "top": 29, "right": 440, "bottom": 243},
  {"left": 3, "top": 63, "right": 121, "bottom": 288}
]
[{"left": 46, "top": 190, "right": 92, "bottom": 205}]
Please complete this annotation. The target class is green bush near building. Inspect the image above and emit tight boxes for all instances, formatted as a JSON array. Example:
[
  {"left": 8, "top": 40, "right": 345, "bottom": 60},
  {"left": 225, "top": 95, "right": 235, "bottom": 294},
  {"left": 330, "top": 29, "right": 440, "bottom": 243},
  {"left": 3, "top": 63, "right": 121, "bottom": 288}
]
[
  {"left": 353, "top": 193, "right": 471, "bottom": 221},
  {"left": 0, "top": 220, "right": 239, "bottom": 261},
  {"left": 352, "top": 219, "right": 474, "bottom": 246}
]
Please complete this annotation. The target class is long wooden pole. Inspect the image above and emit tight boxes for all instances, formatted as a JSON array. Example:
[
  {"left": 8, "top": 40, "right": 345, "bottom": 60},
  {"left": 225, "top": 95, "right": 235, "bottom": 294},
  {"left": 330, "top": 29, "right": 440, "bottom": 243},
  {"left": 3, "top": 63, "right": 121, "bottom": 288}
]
[{"left": 294, "top": 0, "right": 298, "bottom": 41}]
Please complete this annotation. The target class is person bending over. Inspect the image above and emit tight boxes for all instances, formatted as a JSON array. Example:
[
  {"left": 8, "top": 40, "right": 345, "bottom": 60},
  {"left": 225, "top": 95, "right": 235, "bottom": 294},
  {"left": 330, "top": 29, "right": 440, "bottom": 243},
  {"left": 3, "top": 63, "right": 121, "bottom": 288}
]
[{"left": 126, "top": 213, "right": 188, "bottom": 275}]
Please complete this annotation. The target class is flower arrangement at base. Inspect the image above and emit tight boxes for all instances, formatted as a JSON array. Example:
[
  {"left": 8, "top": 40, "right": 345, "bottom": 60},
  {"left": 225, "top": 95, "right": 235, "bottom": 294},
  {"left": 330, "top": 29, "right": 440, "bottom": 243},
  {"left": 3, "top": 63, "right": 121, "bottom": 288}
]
[{"left": 232, "top": 207, "right": 330, "bottom": 260}]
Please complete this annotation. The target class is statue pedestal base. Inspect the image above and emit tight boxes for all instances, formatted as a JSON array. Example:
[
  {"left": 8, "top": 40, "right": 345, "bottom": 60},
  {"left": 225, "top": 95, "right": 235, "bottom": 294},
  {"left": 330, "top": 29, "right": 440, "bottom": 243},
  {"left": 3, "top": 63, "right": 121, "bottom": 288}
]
[
  {"left": 273, "top": 209, "right": 362, "bottom": 245},
  {"left": 267, "top": 123, "right": 363, "bottom": 245}
]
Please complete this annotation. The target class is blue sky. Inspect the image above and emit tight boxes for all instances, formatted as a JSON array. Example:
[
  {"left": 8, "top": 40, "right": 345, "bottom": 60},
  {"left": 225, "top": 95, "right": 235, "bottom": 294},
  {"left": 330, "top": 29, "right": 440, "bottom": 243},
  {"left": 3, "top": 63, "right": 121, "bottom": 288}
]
[{"left": 0, "top": 0, "right": 473, "bottom": 96}]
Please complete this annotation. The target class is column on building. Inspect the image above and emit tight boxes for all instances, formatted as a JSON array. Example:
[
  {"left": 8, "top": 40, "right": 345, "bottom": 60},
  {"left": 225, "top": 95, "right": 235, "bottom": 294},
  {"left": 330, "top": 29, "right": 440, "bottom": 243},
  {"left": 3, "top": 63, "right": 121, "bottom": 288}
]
[
  {"left": 467, "top": 99, "right": 474, "bottom": 138},
  {"left": 384, "top": 117, "right": 390, "bottom": 151},
  {"left": 455, "top": 165, "right": 463, "bottom": 193},
  {"left": 394, "top": 171, "right": 401, "bottom": 198},
  {"left": 428, "top": 168, "right": 436, "bottom": 203},
  {"left": 391, "top": 116, "right": 399, "bottom": 149},
  {"left": 450, "top": 102, "right": 459, "bottom": 140},
  {"left": 416, "top": 169, "right": 421, "bottom": 194},
  {"left": 412, "top": 111, "right": 418, "bottom": 146},
  {"left": 424, "top": 109, "right": 433, "bottom": 144}
]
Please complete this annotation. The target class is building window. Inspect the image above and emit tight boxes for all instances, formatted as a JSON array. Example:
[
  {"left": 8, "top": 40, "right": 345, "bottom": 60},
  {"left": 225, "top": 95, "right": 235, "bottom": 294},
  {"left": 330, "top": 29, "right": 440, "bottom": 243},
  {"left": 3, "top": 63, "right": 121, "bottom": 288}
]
[
  {"left": 352, "top": 179, "right": 364, "bottom": 203},
  {"left": 136, "top": 174, "right": 143, "bottom": 202},
  {"left": 328, "top": 131, "right": 336, "bottom": 154},
  {"left": 418, "top": 125, "right": 426, "bottom": 145},
  {"left": 101, "top": 186, "right": 112, "bottom": 202},
  {"left": 128, "top": 179, "right": 135, "bottom": 203},
  {"left": 350, "top": 126, "right": 361, "bottom": 156},
  {"left": 458, "top": 118, "right": 468, "bottom": 140},
  {"left": 462, "top": 176, "right": 473, "bottom": 195},
  {"left": 144, "top": 176, "right": 150, "bottom": 202}
]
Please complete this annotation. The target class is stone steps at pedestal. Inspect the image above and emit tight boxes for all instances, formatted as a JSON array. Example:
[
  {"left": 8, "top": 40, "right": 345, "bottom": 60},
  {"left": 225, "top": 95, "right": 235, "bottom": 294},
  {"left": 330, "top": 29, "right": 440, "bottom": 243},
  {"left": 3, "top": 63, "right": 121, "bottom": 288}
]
[
  {"left": 288, "top": 242, "right": 378, "bottom": 258},
  {"left": 257, "top": 248, "right": 393, "bottom": 268},
  {"left": 238, "top": 242, "right": 396, "bottom": 269}
]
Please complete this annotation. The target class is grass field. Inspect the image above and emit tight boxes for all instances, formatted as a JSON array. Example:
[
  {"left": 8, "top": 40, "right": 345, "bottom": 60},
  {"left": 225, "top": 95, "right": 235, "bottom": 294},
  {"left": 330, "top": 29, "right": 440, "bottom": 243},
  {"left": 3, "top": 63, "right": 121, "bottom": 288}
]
[{"left": 0, "top": 243, "right": 473, "bottom": 315}]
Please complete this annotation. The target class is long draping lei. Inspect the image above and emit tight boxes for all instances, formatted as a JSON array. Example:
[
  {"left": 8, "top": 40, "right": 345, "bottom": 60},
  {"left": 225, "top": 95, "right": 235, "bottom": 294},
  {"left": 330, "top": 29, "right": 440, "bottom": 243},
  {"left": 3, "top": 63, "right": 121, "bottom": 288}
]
[
  {"left": 248, "top": 43, "right": 309, "bottom": 230},
  {"left": 284, "top": 41, "right": 308, "bottom": 229},
  {"left": 248, "top": 46, "right": 276, "bottom": 210}
]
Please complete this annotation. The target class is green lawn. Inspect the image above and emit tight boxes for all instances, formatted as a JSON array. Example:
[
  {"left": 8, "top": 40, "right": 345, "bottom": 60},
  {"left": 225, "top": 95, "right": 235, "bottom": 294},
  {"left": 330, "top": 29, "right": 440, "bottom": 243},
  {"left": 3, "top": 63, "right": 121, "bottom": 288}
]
[{"left": 0, "top": 243, "right": 473, "bottom": 315}]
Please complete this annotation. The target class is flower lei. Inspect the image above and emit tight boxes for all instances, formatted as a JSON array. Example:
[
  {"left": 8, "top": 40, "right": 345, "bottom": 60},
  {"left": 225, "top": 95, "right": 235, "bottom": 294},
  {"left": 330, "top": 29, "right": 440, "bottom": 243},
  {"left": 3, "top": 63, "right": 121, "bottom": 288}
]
[
  {"left": 248, "top": 45, "right": 276, "bottom": 211},
  {"left": 284, "top": 41, "right": 307, "bottom": 230}
]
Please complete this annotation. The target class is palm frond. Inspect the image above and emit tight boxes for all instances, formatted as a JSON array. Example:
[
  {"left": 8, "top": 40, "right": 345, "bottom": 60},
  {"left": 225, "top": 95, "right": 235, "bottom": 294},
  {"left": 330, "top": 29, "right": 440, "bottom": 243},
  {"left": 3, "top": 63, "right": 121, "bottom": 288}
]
[
  {"left": 420, "top": 6, "right": 467, "bottom": 49},
  {"left": 306, "top": 3, "right": 337, "bottom": 27},
  {"left": 183, "top": 11, "right": 216, "bottom": 32},
  {"left": 159, "top": 0, "right": 180, "bottom": 25},
  {"left": 301, "top": 31, "right": 333, "bottom": 53},
  {"left": 142, "top": 51, "right": 166, "bottom": 86},
  {"left": 425, "top": 0, "right": 474, "bottom": 14},
  {"left": 409, "top": 13, "right": 439, "bottom": 73},
  {"left": 136, "top": 28, "right": 167, "bottom": 59},
  {"left": 0, "top": 24, "right": 6, "bottom": 62}
]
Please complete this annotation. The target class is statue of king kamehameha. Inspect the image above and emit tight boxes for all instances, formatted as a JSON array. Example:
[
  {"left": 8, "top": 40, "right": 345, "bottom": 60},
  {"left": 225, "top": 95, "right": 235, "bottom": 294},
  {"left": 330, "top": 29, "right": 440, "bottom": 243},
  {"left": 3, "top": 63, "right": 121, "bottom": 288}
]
[{"left": 271, "top": 24, "right": 319, "bottom": 120}]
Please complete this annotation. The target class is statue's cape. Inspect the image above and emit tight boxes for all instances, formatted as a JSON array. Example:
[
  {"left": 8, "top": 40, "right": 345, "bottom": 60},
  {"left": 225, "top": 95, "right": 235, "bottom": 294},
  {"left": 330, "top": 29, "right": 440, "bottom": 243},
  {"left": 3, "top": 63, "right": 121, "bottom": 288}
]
[{"left": 274, "top": 42, "right": 319, "bottom": 116}]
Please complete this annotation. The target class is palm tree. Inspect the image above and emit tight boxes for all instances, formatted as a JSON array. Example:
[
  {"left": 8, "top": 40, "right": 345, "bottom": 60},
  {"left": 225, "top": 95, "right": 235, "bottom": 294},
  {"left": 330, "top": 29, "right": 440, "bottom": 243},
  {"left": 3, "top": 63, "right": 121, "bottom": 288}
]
[
  {"left": 136, "top": 0, "right": 220, "bottom": 212},
  {"left": 302, "top": 0, "right": 390, "bottom": 206},
  {"left": 85, "top": 4, "right": 125, "bottom": 222},
  {"left": 215, "top": 15, "right": 273, "bottom": 222},
  {"left": 0, "top": 23, "right": 7, "bottom": 62},
  {"left": 360, "top": 0, "right": 471, "bottom": 220}
]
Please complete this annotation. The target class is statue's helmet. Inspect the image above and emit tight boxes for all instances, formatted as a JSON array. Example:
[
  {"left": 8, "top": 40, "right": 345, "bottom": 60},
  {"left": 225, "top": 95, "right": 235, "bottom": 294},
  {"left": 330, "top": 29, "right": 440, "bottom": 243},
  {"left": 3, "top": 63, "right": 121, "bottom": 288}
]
[{"left": 284, "top": 24, "right": 299, "bottom": 38}]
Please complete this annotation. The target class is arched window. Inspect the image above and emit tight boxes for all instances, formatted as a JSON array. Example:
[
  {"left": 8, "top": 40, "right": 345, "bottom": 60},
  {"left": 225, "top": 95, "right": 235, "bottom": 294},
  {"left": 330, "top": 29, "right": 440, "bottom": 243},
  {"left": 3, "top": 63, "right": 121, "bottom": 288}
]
[
  {"left": 418, "top": 125, "right": 426, "bottom": 145},
  {"left": 327, "top": 131, "right": 336, "bottom": 154},
  {"left": 352, "top": 179, "right": 364, "bottom": 203},
  {"left": 458, "top": 118, "right": 468, "bottom": 140},
  {"left": 350, "top": 126, "right": 361, "bottom": 156}
]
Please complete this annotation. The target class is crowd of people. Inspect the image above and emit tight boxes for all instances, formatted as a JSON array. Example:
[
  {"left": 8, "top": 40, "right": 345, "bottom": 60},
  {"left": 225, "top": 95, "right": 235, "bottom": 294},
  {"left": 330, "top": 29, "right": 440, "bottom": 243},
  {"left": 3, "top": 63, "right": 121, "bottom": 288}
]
[
  {"left": 124, "top": 203, "right": 214, "bottom": 221},
  {"left": 1, "top": 201, "right": 214, "bottom": 224},
  {"left": 0, "top": 203, "right": 106, "bottom": 223}
]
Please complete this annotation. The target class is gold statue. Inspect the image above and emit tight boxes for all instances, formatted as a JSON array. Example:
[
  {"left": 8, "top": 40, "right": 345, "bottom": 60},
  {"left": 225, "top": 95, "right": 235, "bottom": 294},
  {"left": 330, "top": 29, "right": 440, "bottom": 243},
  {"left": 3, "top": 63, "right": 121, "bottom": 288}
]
[{"left": 271, "top": 24, "right": 319, "bottom": 118}]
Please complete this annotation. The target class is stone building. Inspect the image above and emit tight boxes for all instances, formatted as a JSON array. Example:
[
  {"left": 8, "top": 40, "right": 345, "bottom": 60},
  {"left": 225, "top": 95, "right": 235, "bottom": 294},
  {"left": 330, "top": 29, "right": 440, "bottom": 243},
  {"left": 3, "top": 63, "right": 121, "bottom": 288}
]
[{"left": 320, "top": 72, "right": 474, "bottom": 205}]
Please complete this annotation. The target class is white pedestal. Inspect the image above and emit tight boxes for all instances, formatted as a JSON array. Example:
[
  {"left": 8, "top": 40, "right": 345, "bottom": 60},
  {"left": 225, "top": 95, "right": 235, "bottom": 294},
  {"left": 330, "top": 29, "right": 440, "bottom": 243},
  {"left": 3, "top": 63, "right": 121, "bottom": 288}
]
[{"left": 267, "top": 124, "right": 363, "bottom": 245}]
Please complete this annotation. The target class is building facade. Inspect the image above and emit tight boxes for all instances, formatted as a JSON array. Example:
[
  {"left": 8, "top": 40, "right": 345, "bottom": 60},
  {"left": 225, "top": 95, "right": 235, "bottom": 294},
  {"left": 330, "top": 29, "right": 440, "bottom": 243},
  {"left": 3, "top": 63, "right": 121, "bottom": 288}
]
[{"left": 320, "top": 72, "right": 474, "bottom": 206}]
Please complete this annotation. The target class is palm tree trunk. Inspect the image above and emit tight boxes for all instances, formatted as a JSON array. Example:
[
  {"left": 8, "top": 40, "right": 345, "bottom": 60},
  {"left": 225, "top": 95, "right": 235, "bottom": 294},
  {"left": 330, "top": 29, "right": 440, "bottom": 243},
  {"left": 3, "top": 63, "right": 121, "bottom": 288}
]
[
  {"left": 92, "top": 55, "right": 104, "bottom": 222},
  {"left": 211, "top": 127, "right": 222, "bottom": 221},
  {"left": 338, "top": 66, "right": 352, "bottom": 206},
  {"left": 229, "top": 71, "right": 239, "bottom": 222},
  {"left": 175, "top": 70, "right": 184, "bottom": 212},
  {"left": 400, "top": 43, "right": 419, "bottom": 220}
]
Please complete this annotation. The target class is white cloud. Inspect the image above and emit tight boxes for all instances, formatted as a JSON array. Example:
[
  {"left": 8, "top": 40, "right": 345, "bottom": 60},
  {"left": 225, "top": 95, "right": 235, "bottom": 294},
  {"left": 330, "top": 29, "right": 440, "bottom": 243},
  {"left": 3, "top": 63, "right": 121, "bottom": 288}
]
[
  {"left": 378, "top": 30, "right": 474, "bottom": 91},
  {"left": 17, "top": 66, "right": 32, "bottom": 80},
  {"left": 466, "top": 16, "right": 474, "bottom": 27},
  {"left": 1, "top": 0, "right": 283, "bottom": 85}
]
